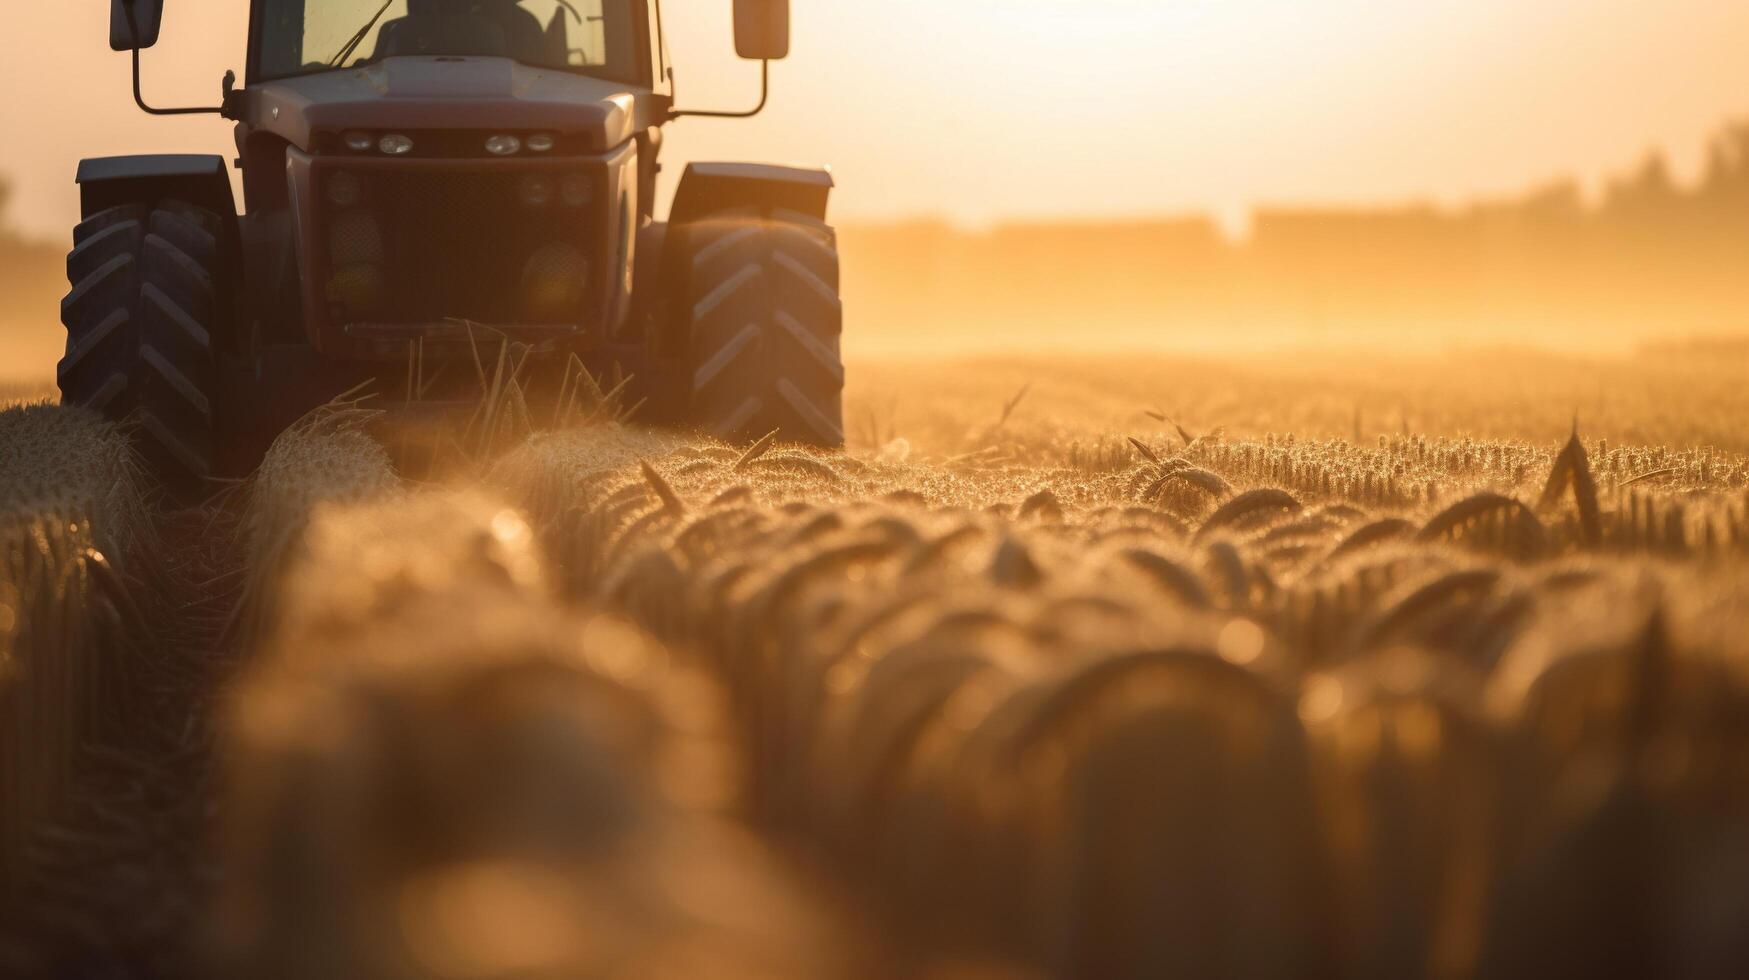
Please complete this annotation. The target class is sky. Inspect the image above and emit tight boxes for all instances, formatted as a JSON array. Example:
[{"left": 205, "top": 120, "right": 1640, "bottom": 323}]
[{"left": 1, "top": 0, "right": 1748, "bottom": 239}]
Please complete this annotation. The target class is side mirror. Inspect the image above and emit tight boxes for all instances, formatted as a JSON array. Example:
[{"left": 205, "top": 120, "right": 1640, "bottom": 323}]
[
  {"left": 733, "top": 0, "right": 790, "bottom": 61},
  {"left": 110, "top": 0, "right": 166, "bottom": 52}
]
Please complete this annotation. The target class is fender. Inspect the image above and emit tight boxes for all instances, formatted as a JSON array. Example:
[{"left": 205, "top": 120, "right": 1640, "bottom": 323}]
[
  {"left": 668, "top": 162, "right": 833, "bottom": 226},
  {"left": 75, "top": 154, "right": 237, "bottom": 221}
]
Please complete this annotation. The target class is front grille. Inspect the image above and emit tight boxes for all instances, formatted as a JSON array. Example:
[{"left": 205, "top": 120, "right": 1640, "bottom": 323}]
[{"left": 317, "top": 167, "right": 601, "bottom": 331}]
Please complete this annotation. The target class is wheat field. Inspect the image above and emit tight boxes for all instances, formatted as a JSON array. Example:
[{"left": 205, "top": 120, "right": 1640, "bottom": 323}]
[{"left": 1, "top": 348, "right": 1746, "bottom": 979}]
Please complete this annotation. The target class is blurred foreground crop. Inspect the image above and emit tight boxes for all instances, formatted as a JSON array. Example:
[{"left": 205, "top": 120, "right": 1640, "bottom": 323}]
[{"left": 1, "top": 350, "right": 1746, "bottom": 979}]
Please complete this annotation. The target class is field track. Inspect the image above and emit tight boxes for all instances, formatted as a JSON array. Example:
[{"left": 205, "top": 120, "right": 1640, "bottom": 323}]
[{"left": 1, "top": 350, "right": 1746, "bottom": 978}]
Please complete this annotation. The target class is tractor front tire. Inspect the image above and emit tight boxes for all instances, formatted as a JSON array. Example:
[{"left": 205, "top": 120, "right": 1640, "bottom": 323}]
[
  {"left": 683, "top": 209, "right": 845, "bottom": 447},
  {"left": 58, "top": 201, "right": 222, "bottom": 489}
]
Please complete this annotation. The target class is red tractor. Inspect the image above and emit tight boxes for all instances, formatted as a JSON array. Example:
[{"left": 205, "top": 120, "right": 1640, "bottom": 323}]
[{"left": 64, "top": 0, "right": 845, "bottom": 484}]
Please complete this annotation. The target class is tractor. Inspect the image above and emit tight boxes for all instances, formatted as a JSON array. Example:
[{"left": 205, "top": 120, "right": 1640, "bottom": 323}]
[{"left": 63, "top": 0, "right": 845, "bottom": 485}]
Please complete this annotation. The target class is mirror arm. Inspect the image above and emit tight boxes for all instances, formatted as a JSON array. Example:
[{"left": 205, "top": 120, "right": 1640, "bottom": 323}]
[
  {"left": 122, "top": 0, "right": 225, "bottom": 117},
  {"left": 130, "top": 47, "right": 228, "bottom": 116},
  {"left": 669, "top": 60, "right": 770, "bottom": 121}
]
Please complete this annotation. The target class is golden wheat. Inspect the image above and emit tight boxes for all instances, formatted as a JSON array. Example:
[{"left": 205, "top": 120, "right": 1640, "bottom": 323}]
[
  {"left": 231, "top": 404, "right": 401, "bottom": 647},
  {"left": 473, "top": 369, "right": 1748, "bottom": 977},
  {"left": 0, "top": 405, "right": 148, "bottom": 892},
  {"left": 7, "top": 351, "right": 1749, "bottom": 977},
  {"left": 218, "top": 488, "right": 866, "bottom": 979}
]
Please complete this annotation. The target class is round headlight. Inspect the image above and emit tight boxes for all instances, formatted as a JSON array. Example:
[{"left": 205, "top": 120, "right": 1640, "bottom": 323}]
[
  {"left": 343, "top": 131, "right": 374, "bottom": 152},
  {"left": 560, "top": 174, "right": 591, "bottom": 207},
  {"left": 379, "top": 134, "right": 414, "bottom": 156},
  {"left": 520, "top": 243, "right": 589, "bottom": 322},
  {"left": 526, "top": 134, "right": 556, "bottom": 153},
  {"left": 326, "top": 172, "right": 363, "bottom": 208},
  {"left": 485, "top": 134, "right": 522, "bottom": 156},
  {"left": 519, "top": 175, "right": 555, "bottom": 208}
]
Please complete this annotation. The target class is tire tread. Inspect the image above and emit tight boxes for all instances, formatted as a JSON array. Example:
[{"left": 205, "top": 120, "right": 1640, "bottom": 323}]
[
  {"left": 685, "top": 211, "right": 845, "bottom": 447},
  {"left": 57, "top": 200, "right": 221, "bottom": 485}
]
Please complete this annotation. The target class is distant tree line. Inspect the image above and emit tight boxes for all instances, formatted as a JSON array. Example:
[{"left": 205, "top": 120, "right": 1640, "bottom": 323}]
[
  {"left": 0, "top": 180, "right": 69, "bottom": 377},
  {"left": 0, "top": 179, "right": 62, "bottom": 288},
  {"left": 842, "top": 121, "right": 1749, "bottom": 348}
]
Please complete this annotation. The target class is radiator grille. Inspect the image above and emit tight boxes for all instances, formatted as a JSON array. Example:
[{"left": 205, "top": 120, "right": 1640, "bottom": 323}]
[{"left": 319, "top": 168, "right": 599, "bottom": 328}]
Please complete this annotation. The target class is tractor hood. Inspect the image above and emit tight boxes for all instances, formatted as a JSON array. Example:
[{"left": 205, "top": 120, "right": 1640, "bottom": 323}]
[{"left": 248, "top": 57, "right": 637, "bottom": 153}]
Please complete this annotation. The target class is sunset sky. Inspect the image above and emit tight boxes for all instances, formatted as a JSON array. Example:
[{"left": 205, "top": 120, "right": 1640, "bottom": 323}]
[{"left": 1, "top": 0, "right": 1747, "bottom": 239}]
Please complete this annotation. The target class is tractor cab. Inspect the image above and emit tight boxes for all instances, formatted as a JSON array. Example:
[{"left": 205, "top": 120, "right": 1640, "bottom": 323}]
[{"left": 249, "top": 0, "right": 639, "bottom": 79}]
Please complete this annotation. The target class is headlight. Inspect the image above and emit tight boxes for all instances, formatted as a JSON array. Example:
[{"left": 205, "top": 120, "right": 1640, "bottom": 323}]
[
  {"left": 379, "top": 134, "right": 414, "bottom": 156},
  {"left": 559, "top": 174, "right": 591, "bottom": 207},
  {"left": 526, "top": 134, "right": 556, "bottom": 153},
  {"left": 326, "top": 171, "right": 363, "bottom": 208},
  {"left": 519, "top": 175, "right": 555, "bottom": 208},
  {"left": 485, "top": 134, "right": 522, "bottom": 156},
  {"left": 343, "top": 131, "right": 374, "bottom": 152},
  {"left": 520, "top": 243, "right": 589, "bottom": 322}
]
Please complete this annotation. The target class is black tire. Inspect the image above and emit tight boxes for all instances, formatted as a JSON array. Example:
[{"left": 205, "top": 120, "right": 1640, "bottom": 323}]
[
  {"left": 58, "top": 201, "right": 222, "bottom": 487},
  {"left": 683, "top": 208, "right": 845, "bottom": 447}
]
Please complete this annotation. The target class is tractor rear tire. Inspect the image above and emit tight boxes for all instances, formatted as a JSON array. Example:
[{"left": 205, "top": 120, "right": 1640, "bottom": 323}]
[
  {"left": 58, "top": 201, "right": 222, "bottom": 489},
  {"left": 683, "top": 208, "right": 845, "bottom": 447}
]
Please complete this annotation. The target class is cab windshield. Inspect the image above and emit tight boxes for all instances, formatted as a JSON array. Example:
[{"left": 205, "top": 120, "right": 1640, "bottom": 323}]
[{"left": 254, "top": 0, "right": 641, "bottom": 83}]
